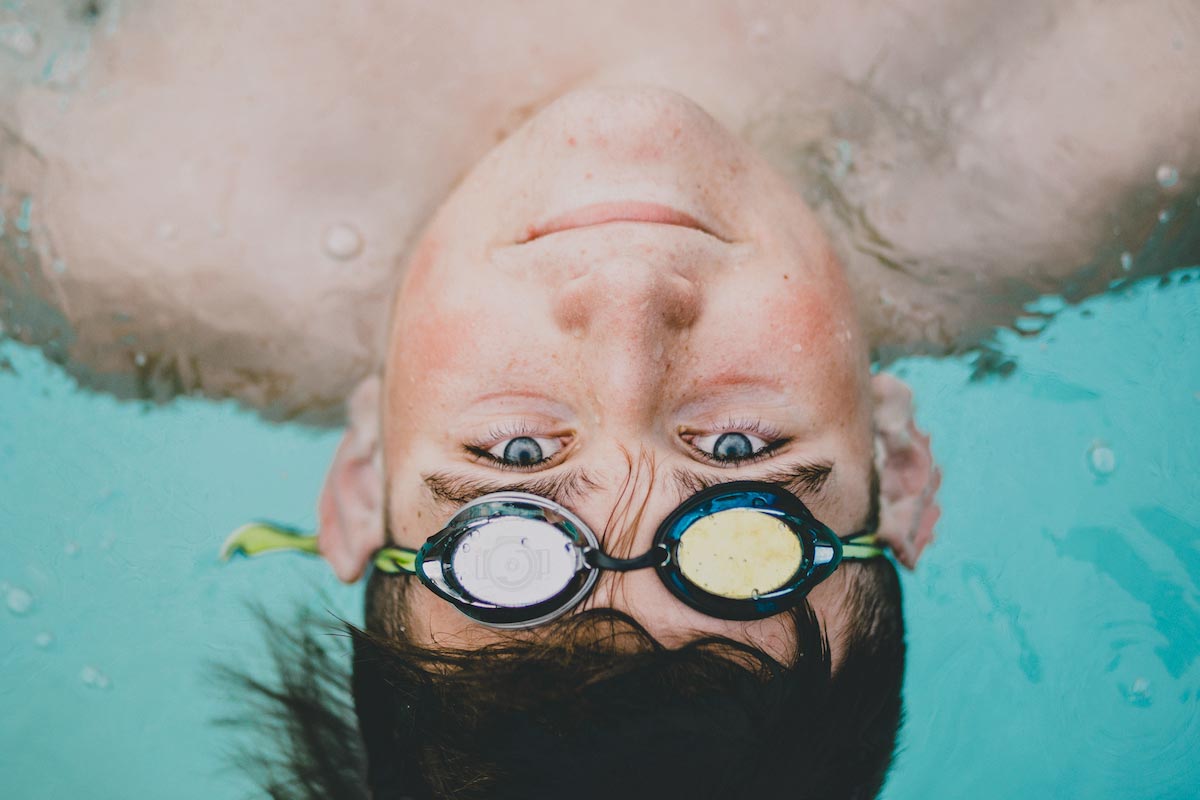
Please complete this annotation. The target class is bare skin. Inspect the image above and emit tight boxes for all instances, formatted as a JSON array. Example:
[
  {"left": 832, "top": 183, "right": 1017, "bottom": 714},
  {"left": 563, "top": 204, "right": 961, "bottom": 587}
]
[
  {"left": 316, "top": 86, "right": 942, "bottom": 659},
  {"left": 1, "top": 0, "right": 1197, "bottom": 424}
]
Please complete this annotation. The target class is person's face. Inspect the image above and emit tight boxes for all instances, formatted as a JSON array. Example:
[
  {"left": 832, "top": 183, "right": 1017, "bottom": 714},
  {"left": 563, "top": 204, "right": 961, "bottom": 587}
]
[{"left": 382, "top": 87, "right": 875, "bottom": 662}]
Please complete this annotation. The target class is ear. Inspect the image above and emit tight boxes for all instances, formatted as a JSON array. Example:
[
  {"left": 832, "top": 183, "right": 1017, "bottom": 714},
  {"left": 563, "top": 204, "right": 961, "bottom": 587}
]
[
  {"left": 870, "top": 373, "right": 942, "bottom": 570},
  {"left": 317, "top": 376, "right": 386, "bottom": 582}
]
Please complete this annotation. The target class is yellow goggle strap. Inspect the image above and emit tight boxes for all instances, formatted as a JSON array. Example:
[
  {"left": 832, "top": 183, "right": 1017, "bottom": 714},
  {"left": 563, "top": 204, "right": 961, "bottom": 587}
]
[
  {"left": 840, "top": 532, "right": 885, "bottom": 561},
  {"left": 219, "top": 522, "right": 418, "bottom": 574}
]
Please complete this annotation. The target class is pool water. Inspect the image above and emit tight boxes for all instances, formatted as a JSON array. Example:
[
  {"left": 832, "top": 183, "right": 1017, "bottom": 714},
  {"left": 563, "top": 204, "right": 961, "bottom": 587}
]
[{"left": 2, "top": 269, "right": 1197, "bottom": 799}]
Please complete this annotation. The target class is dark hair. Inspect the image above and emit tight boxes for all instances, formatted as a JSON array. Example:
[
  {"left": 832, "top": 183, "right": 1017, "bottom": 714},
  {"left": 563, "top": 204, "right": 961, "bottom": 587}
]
[{"left": 220, "top": 558, "right": 904, "bottom": 800}]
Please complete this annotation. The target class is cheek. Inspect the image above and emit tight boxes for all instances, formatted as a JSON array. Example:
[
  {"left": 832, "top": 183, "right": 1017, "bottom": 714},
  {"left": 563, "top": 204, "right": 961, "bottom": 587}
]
[
  {"left": 399, "top": 234, "right": 442, "bottom": 299},
  {"left": 403, "top": 582, "right": 494, "bottom": 648},
  {"left": 400, "top": 308, "right": 474, "bottom": 376}
]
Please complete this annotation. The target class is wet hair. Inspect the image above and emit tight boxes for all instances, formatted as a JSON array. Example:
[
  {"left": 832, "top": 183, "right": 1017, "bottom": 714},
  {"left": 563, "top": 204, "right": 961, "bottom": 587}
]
[{"left": 220, "top": 556, "right": 905, "bottom": 800}]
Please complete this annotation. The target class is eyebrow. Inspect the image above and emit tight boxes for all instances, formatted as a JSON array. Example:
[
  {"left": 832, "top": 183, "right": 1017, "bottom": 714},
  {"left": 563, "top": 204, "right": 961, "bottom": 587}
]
[
  {"left": 421, "top": 459, "right": 832, "bottom": 510},
  {"left": 422, "top": 468, "right": 603, "bottom": 507},
  {"left": 669, "top": 460, "right": 833, "bottom": 501}
]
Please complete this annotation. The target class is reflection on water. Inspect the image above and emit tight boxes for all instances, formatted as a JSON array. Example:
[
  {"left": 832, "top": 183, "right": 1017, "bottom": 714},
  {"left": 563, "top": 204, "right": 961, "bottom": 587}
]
[{"left": 1, "top": 269, "right": 1198, "bottom": 799}]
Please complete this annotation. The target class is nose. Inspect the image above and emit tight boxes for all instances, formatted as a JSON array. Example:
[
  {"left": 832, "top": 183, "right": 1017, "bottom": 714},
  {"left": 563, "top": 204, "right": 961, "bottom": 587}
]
[
  {"left": 552, "top": 255, "right": 701, "bottom": 402},
  {"left": 553, "top": 254, "right": 701, "bottom": 334}
]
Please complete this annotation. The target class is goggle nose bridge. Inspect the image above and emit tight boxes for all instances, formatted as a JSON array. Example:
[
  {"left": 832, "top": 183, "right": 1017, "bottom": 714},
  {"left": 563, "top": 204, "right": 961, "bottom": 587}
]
[{"left": 583, "top": 543, "right": 670, "bottom": 572}]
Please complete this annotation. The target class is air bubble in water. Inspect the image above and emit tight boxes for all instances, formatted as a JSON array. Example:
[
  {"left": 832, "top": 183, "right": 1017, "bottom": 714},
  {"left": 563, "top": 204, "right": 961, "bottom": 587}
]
[
  {"left": 1124, "top": 676, "right": 1152, "bottom": 706},
  {"left": 52, "top": 259, "right": 67, "bottom": 275},
  {"left": 1155, "top": 164, "right": 1179, "bottom": 190},
  {"left": 0, "top": 22, "right": 39, "bottom": 58},
  {"left": 323, "top": 223, "right": 363, "bottom": 261},
  {"left": 750, "top": 588, "right": 761, "bottom": 600},
  {"left": 791, "top": 343, "right": 804, "bottom": 353},
  {"left": 133, "top": 351, "right": 146, "bottom": 367},
  {"left": 80, "top": 665, "right": 111, "bottom": 690},
  {"left": 1119, "top": 252, "right": 1133, "bottom": 271},
  {"left": 34, "top": 631, "right": 54, "bottom": 649},
  {"left": 156, "top": 221, "right": 177, "bottom": 240},
  {"left": 64, "top": 541, "right": 79, "bottom": 556},
  {"left": 1087, "top": 441, "right": 1116, "bottom": 477},
  {"left": 1158, "top": 209, "right": 1171, "bottom": 224},
  {"left": 6, "top": 584, "right": 33, "bottom": 615}
]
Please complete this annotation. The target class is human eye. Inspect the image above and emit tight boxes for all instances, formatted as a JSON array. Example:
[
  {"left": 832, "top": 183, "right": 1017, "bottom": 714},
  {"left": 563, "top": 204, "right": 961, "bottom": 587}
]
[
  {"left": 465, "top": 423, "right": 568, "bottom": 470},
  {"left": 685, "top": 420, "right": 787, "bottom": 466}
]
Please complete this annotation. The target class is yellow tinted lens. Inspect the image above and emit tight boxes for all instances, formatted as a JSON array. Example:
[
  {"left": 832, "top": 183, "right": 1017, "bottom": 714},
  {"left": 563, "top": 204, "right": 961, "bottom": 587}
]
[{"left": 675, "top": 508, "right": 802, "bottom": 599}]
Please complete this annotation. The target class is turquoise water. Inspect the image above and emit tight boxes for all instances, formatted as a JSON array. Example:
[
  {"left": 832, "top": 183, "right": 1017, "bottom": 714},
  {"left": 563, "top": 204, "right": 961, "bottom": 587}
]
[{"left": 2, "top": 270, "right": 1197, "bottom": 799}]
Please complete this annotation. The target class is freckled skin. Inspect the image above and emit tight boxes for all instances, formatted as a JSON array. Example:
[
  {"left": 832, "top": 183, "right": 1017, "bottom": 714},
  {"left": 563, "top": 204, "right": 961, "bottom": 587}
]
[{"left": 382, "top": 88, "right": 874, "bottom": 661}]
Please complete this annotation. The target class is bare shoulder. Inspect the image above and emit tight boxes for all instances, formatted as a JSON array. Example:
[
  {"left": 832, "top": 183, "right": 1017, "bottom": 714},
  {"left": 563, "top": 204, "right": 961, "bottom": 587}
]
[
  {"left": 828, "top": 0, "right": 1200, "bottom": 353},
  {"left": 0, "top": 0, "right": 632, "bottom": 423},
  {"left": 0, "top": 1, "right": 481, "bottom": 424}
]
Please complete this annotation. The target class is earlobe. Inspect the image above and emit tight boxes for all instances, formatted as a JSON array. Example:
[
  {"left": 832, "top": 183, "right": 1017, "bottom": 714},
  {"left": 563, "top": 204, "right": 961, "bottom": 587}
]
[
  {"left": 870, "top": 373, "right": 942, "bottom": 570},
  {"left": 317, "top": 376, "right": 386, "bottom": 582}
]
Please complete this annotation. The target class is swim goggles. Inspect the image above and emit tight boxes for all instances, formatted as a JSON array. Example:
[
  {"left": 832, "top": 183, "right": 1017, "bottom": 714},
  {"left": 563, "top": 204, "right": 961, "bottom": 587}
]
[{"left": 222, "top": 480, "right": 883, "bottom": 629}]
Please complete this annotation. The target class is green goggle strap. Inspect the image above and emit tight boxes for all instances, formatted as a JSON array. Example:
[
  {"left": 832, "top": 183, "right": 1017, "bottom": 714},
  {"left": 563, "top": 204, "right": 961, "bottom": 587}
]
[{"left": 220, "top": 522, "right": 418, "bottom": 574}]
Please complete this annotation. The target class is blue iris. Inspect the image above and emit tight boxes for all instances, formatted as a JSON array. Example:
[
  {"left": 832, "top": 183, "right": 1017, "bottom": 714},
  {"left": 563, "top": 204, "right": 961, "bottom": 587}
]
[
  {"left": 713, "top": 432, "right": 753, "bottom": 460},
  {"left": 503, "top": 437, "right": 544, "bottom": 465}
]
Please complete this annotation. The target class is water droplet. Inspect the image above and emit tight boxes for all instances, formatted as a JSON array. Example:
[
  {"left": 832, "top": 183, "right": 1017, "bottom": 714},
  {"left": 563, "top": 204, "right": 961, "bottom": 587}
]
[
  {"left": 835, "top": 139, "right": 854, "bottom": 176},
  {"left": 1119, "top": 251, "right": 1133, "bottom": 271},
  {"left": 748, "top": 19, "right": 770, "bottom": 45},
  {"left": 133, "top": 351, "right": 146, "bottom": 367},
  {"left": 1158, "top": 209, "right": 1171, "bottom": 224},
  {"left": 1087, "top": 441, "right": 1116, "bottom": 477},
  {"left": 322, "top": 223, "right": 363, "bottom": 261},
  {"left": 156, "top": 221, "right": 177, "bottom": 240},
  {"left": 42, "top": 42, "right": 91, "bottom": 88},
  {"left": 51, "top": 258, "right": 67, "bottom": 275},
  {"left": 460, "top": 543, "right": 470, "bottom": 553},
  {"left": 64, "top": 541, "right": 79, "bottom": 556},
  {"left": 80, "top": 665, "right": 111, "bottom": 690},
  {"left": 1155, "top": 164, "right": 1179, "bottom": 189},
  {"left": 34, "top": 631, "right": 53, "bottom": 649},
  {"left": 15, "top": 197, "right": 32, "bottom": 233},
  {"left": 1131, "top": 677, "right": 1150, "bottom": 697},
  {"left": 750, "top": 588, "right": 761, "bottom": 600},
  {"left": 0, "top": 22, "right": 38, "bottom": 58},
  {"left": 209, "top": 221, "right": 225, "bottom": 236},
  {"left": 791, "top": 343, "right": 804, "bottom": 353},
  {"left": 6, "top": 584, "right": 33, "bottom": 615},
  {"left": 751, "top": 497, "right": 766, "bottom": 508}
]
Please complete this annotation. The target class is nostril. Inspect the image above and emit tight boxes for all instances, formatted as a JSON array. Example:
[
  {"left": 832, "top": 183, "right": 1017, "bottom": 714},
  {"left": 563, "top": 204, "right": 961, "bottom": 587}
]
[
  {"left": 663, "top": 273, "right": 702, "bottom": 329},
  {"left": 551, "top": 284, "right": 592, "bottom": 333},
  {"left": 552, "top": 268, "right": 701, "bottom": 334}
]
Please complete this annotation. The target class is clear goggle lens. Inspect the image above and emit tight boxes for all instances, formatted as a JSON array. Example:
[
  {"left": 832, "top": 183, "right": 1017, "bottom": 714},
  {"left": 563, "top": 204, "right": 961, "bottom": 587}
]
[{"left": 449, "top": 517, "right": 580, "bottom": 607}]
